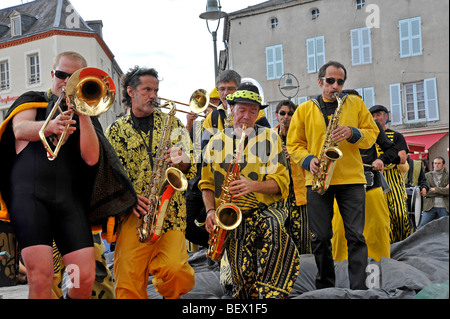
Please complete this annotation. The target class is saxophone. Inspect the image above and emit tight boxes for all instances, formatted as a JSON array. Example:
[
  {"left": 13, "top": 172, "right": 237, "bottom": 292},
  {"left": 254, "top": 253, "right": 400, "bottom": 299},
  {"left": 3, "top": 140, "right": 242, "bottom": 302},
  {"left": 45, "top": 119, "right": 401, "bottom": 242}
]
[
  {"left": 312, "top": 92, "right": 344, "bottom": 195},
  {"left": 136, "top": 101, "right": 188, "bottom": 243},
  {"left": 206, "top": 124, "right": 247, "bottom": 261}
]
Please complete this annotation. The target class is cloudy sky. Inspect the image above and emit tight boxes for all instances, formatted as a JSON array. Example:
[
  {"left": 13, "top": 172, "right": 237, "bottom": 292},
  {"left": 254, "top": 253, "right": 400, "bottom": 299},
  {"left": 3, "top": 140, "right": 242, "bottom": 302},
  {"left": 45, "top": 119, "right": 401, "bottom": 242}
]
[{"left": 1, "top": 0, "right": 264, "bottom": 116}]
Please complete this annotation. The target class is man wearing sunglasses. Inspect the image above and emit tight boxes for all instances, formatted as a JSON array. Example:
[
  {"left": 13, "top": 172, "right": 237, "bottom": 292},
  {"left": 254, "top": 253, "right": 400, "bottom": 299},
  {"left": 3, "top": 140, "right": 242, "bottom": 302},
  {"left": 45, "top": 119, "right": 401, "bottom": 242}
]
[
  {"left": 0, "top": 51, "right": 136, "bottom": 298},
  {"left": 287, "top": 61, "right": 379, "bottom": 290}
]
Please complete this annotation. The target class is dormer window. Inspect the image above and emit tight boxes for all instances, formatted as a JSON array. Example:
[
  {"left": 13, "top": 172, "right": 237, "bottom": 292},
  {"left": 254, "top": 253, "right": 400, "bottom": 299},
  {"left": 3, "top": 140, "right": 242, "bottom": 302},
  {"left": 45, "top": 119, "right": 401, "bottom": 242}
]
[{"left": 10, "top": 12, "right": 22, "bottom": 36}]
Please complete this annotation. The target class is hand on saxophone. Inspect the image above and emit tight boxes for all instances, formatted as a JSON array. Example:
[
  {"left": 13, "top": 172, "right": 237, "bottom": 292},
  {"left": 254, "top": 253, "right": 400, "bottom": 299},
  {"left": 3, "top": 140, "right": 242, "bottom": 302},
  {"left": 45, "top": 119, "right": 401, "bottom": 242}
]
[
  {"left": 310, "top": 157, "right": 320, "bottom": 175},
  {"left": 229, "top": 177, "right": 252, "bottom": 198},
  {"left": 132, "top": 194, "right": 151, "bottom": 218},
  {"left": 166, "top": 147, "right": 191, "bottom": 173},
  {"left": 331, "top": 125, "right": 350, "bottom": 143},
  {"left": 205, "top": 209, "right": 217, "bottom": 234}
]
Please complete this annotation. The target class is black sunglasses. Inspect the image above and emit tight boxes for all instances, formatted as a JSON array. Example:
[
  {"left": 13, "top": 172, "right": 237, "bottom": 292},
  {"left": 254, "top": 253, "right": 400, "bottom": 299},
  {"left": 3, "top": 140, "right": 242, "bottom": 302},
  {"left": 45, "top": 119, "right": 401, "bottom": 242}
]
[
  {"left": 54, "top": 70, "right": 73, "bottom": 80},
  {"left": 321, "top": 77, "right": 345, "bottom": 85},
  {"left": 279, "top": 110, "right": 294, "bottom": 116}
]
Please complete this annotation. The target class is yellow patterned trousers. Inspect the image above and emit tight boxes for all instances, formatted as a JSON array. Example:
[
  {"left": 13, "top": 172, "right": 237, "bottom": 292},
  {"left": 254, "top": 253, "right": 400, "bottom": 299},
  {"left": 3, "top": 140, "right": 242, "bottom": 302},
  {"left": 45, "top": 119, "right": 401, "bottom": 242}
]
[{"left": 227, "top": 201, "right": 300, "bottom": 299}]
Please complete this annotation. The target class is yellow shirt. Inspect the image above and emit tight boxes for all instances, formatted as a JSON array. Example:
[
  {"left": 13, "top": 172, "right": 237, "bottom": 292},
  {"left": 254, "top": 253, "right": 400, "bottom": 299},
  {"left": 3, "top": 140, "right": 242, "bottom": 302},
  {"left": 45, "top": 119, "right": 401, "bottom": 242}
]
[
  {"left": 199, "top": 125, "right": 289, "bottom": 212},
  {"left": 287, "top": 94, "right": 379, "bottom": 186}
]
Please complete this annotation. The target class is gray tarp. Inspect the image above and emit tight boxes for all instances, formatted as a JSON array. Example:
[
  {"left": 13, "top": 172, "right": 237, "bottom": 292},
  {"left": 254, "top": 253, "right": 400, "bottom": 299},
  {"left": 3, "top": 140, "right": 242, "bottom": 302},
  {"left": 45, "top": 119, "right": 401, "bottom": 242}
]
[{"left": 144, "top": 216, "right": 449, "bottom": 299}]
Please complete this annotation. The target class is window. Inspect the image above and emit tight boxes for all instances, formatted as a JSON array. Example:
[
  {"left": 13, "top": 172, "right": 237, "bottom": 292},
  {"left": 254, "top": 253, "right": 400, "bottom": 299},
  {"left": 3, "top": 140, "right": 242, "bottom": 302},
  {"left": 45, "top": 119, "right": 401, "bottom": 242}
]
[
  {"left": 306, "top": 36, "right": 325, "bottom": 73},
  {"left": 298, "top": 96, "right": 309, "bottom": 105},
  {"left": 390, "top": 78, "right": 439, "bottom": 125},
  {"left": 265, "top": 45, "right": 283, "bottom": 80},
  {"left": 355, "top": 87, "right": 375, "bottom": 108},
  {"left": 311, "top": 8, "right": 320, "bottom": 20},
  {"left": 355, "top": 0, "right": 365, "bottom": 9},
  {"left": 11, "top": 16, "right": 22, "bottom": 36},
  {"left": 0, "top": 60, "right": 10, "bottom": 91},
  {"left": 270, "top": 18, "right": 278, "bottom": 29},
  {"left": 351, "top": 27, "right": 372, "bottom": 65},
  {"left": 399, "top": 17, "right": 422, "bottom": 58},
  {"left": 28, "top": 53, "right": 40, "bottom": 85}
]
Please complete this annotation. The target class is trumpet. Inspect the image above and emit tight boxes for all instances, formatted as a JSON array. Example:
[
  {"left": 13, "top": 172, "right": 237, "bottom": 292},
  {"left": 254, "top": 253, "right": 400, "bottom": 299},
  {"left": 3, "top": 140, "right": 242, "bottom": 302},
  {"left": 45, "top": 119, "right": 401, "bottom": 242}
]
[
  {"left": 39, "top": 67, "right": 116, "bottom": 160},
  {"left": 154, "top": 89, "right": 216, "bottom": 117}
]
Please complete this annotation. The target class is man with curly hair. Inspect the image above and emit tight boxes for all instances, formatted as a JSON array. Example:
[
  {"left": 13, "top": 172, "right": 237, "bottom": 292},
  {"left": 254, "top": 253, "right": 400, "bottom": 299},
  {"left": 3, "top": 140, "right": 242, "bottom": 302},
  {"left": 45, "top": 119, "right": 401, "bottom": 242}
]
[{"left": 106, "top": 66, "right": 196, "bottom": 299}]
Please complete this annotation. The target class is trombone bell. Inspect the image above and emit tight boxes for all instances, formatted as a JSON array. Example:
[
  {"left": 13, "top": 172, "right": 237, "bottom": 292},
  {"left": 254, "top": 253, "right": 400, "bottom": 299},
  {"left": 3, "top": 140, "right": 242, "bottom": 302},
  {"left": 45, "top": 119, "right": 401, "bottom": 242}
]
[
  {"left": 66, "top": 67, "right": 116, "bottom": 116},
  {"left": 157, "top": 88, "right": 216, "bottom": 117},
  {"left": 189, "top": 89, "right": 212, "bottom": 114},
  {"left": 39, "top": 67, "right": 116, "bottom": 160}
]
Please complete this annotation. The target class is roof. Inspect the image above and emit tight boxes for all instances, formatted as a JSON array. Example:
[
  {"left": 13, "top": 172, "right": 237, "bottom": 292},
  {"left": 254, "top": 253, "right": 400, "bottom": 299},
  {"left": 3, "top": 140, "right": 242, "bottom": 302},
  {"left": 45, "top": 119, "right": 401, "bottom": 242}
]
[
  {"left": 0, "top": 0, "right": 94, "bottom": 43},
  {"left": 227, "top": 0, "right": 303, "bottom": 17}
]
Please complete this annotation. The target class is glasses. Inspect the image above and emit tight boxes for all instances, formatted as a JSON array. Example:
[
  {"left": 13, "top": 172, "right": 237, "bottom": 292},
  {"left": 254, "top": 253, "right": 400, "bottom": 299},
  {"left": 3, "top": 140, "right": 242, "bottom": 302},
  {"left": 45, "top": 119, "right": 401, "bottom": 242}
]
[
  {"left": 218, "top": 87, "right": 237, "bottom": 93},
  {"left": 321, "top": 77, "right": 345, "bottom": 86},
  {"left": 54, "top": 70, "right": 73, "bottom": 80},
  {"left": 278, "top": 110, "right": 294, "bottom": 116}
]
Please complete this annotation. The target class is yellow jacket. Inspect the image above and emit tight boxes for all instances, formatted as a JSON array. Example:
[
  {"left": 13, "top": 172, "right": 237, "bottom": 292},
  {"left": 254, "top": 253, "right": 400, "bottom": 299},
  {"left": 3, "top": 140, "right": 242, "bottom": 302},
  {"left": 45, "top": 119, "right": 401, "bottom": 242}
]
[{"left": 287, "top": 94, "right": 379, "bottom": 186}]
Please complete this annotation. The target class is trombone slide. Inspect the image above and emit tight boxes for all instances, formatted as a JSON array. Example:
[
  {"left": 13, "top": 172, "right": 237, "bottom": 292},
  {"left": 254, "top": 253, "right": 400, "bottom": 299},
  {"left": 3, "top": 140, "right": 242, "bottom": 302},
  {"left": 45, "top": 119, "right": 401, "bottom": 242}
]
[{"left": 38, "top": 91, "right": 72, "bottom": 161}]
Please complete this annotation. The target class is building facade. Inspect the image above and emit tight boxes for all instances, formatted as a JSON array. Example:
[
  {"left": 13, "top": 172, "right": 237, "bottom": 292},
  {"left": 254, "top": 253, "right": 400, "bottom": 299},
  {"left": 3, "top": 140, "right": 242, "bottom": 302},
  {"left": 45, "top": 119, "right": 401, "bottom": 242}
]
[
  {"left": 223, "top": 0, "right": 449, "bottom": 165},
  {"left": 0, "top": 0, "right": 124, "bottom": 130}
]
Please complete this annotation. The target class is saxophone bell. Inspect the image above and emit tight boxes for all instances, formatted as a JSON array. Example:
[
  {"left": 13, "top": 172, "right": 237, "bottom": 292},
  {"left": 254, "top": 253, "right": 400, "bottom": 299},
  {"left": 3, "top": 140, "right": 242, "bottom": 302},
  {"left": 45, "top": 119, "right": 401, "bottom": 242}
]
[{"left": 215, "top": 203, "right": 242, "bottom": 231}]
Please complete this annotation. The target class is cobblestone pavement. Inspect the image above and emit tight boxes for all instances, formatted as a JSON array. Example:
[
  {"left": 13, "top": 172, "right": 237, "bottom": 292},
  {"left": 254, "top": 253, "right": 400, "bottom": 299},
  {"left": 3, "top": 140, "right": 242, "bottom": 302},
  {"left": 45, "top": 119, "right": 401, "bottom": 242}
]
[{"left": 0, "top": 284, "right": 28, "bottom": 299}]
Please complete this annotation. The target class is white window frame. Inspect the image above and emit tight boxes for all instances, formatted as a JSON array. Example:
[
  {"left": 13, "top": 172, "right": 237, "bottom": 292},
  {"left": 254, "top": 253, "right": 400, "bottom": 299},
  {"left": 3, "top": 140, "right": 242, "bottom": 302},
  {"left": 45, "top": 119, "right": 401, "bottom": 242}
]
[
  {"left": 270, "top": 17, "right": 278, "bottom": 29},
  {"left": 355, "top": 0, "right": 365, "bottom": 10},
  {"left": 399, "top": 17, "right": 423, "bottom": 58},
  {"left": 389, "top": 78, "right": 439, "bottom": 126},
  {"left": 11, "top": 15, "right": 22, "bottom": 36},
  {"left": 306, "top": 36, "right": 325, "bottom": 74},
  {"left": 265, "top": 44, "right": 284, "bottom": 80},
  {"left": 25, "top": 51, "right": 41, "bottom": 87},
  {"left": 0, "top": 59, "right": 10, "bottom": 92},
  {"left": 351, "top": 27, "right": 372, "bottom": 65}
]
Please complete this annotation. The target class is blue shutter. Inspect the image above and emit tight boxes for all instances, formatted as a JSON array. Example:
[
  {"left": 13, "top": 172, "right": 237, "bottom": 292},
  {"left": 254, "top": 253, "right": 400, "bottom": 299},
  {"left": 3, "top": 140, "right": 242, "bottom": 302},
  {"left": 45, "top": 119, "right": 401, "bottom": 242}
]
[
  {"left": 306, "top": 38, "right": 316, "bottom": 73},
  {"left": 390, "top": 83, "right": 402, "bottom": 125},
  {"left": 316, "top": 36, "right": 325, "bottom": 70},
  {"left": 410, "top": 17, "right": 422, "bottom": 56},
  {"left": 266, "top": 46, "right": 275, "bottom": 80},
  {"left": 399, "top": 19, "right": 410, "bottom": 58},
  {"left": 361, "top": 28, "right": 372, "bottom": 64},
  {"left": 363, "top": 87, "right": 375, "bottom": 108},
  {"left": 424, "top": 78, "right": 439, "bottom": 121},
  {"left": 274, "top": 45, "right": 284, "bottom": 78},
  {"left": 351, "top": 29, "right": 361, "bottom": 65}
]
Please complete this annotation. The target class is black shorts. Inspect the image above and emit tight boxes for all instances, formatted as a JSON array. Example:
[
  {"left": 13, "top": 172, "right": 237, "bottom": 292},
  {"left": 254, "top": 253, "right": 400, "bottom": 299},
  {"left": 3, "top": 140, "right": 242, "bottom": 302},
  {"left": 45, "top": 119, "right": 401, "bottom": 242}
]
[{"left": 8, "top": 139, "right": 93, "bottom": 256}]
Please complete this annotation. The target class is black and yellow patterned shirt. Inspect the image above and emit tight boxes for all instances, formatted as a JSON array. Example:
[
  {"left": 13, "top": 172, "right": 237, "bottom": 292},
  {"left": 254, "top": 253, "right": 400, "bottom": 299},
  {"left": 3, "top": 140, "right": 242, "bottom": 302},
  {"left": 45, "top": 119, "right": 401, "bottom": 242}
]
[
  {"left": 199, "top": 125, "right": 289, "bottom": 212},
  {"left": 105, "top": 109, "right": 196, "bottom": 232}
]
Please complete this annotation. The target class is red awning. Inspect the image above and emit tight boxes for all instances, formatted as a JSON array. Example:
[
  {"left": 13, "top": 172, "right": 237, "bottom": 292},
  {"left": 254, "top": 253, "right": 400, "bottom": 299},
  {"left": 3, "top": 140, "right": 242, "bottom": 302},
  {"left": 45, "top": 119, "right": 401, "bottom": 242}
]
[{"left": 404, "top": 132, "right": 447, "bottom": 150}]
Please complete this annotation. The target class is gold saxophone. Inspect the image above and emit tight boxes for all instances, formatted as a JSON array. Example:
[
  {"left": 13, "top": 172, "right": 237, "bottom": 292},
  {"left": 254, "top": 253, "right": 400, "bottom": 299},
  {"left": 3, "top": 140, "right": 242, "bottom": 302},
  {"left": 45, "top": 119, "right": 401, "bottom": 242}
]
[
  {"left": 136, "top": 101, "right": 188, "bottom": 243},
  {"left": 206, "top": 124, "right": 247, "bottom": 261},
  {"left": 312, "top": 92, "right": 344, "bottom": 195}
]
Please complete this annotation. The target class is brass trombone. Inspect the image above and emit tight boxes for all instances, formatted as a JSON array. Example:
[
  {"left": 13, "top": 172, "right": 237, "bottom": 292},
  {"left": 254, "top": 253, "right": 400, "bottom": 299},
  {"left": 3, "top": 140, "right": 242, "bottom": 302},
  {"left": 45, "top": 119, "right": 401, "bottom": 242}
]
[
  {"left": 39, "top": 67, "right": 116, "bottom": 160},
  {"left": 155, "top": 89, "right": 216, "bottom": 117}
]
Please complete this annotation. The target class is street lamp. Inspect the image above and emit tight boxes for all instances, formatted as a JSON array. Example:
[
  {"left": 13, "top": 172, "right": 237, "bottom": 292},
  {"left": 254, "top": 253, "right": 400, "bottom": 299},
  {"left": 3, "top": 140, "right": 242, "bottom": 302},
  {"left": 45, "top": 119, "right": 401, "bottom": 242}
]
[
  {"left": 199, "top": 0, "right": 228, "bottom": 80},
  {"left": 278, "top": 73, "right": 299, "bottom": 99}
]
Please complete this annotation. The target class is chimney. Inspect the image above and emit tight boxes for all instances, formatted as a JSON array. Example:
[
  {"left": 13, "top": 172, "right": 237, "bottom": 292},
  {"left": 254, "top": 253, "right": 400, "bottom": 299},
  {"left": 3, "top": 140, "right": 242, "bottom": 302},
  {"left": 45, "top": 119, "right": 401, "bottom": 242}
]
[{"left": 86, "top": 20, "right": 103, "bottom": 38}]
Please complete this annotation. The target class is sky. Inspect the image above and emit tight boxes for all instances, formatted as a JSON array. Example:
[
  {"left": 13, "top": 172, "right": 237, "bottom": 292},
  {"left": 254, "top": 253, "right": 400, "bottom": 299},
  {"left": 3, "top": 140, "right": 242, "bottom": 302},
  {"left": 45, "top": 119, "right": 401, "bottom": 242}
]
[{"left": 1, "top": 0, "right": 265, "bottom": 116}]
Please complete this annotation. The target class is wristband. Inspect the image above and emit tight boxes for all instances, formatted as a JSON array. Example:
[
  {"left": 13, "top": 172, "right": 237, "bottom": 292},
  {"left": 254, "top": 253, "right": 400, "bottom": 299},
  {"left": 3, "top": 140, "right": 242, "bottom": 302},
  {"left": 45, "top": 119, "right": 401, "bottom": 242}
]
[{"left": 206, "top": 208, "right": 215, "bottom": 215}]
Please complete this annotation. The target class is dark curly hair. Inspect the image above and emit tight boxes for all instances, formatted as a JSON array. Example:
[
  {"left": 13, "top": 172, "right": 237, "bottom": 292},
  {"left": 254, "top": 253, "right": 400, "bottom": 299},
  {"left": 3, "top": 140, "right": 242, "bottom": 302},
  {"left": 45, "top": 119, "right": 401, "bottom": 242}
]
[{"left": 121, "top": 66, "right": 159, "bottom": 108}]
